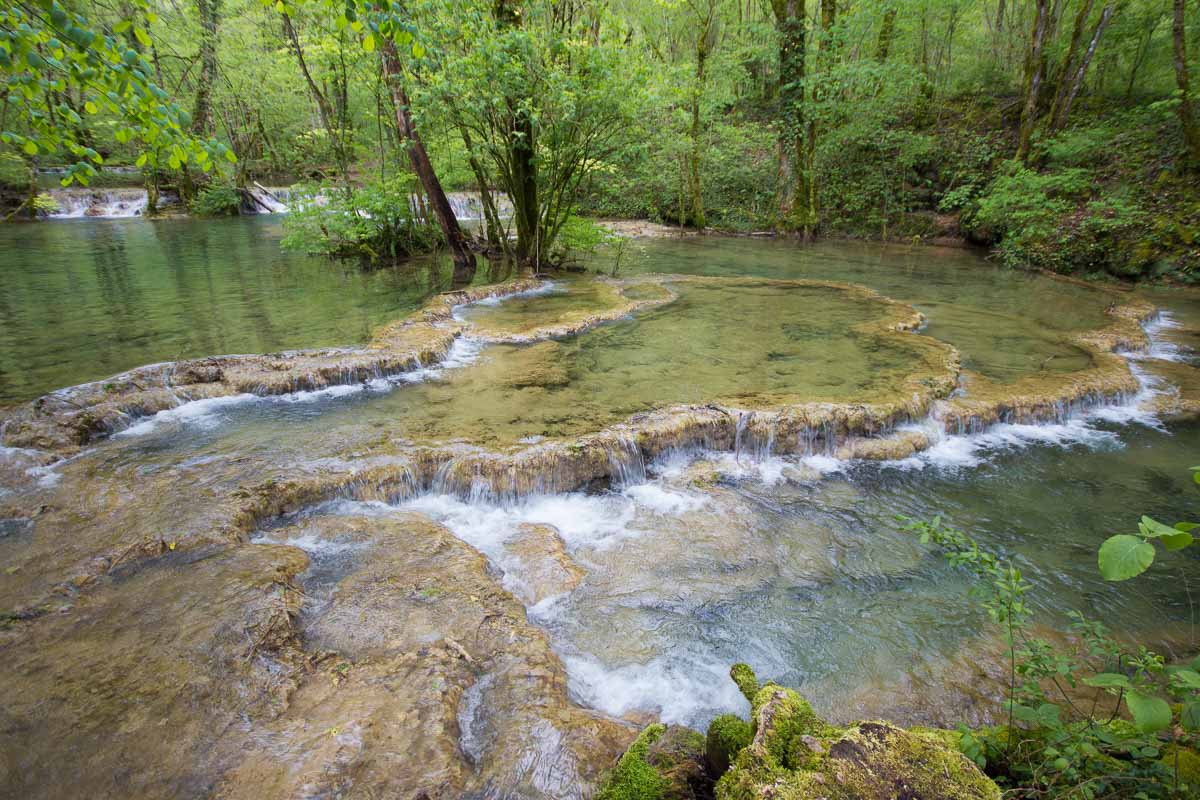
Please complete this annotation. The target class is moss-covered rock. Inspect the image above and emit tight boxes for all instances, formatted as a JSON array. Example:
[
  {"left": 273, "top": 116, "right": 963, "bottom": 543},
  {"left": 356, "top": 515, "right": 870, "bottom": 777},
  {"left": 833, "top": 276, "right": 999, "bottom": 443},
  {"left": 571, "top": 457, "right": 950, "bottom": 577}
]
[
  {"left": 730, "top": 663, "right": 759, "bottom": 705},
  {"left": 706, "top": 713, "right": 752, "bottom": 777},
  {"left": 598, "top": 723, "right": 709, "bottom": 800},
  {"left": 711, "top": 666, "right": 1000, "bottom": 800}
]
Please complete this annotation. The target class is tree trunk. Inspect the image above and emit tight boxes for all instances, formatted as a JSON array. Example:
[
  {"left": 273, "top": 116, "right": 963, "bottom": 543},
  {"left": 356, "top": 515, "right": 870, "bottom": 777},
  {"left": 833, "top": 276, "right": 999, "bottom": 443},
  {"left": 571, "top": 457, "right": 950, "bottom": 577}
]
[
  {"left": 772, "top": 0, "right": 809, "bottom": 233},
  {"left": 192, "top": 0, "right": 220, "bottom": 134},
  {"left": 1174, "top": 0, "right": 1200, "bottom": 166},
  {"left": 876, "top": 6, "right": 897, "bottom": 62},
  {"left": 1016, "top": 0, "right": 1050, "bottom": 163},
  {"left": 282, "top": 12, "right": 337, "bottom": 137},
  {"left": 494, "top": 0, "right": 540, "bottom": 266},
  {"left": 689, "top": 27, "right": 711, "bottom": 230},
  {"left": 379, "top": 39, "right": 473, "bottom": 270},
  {"left": 993, "top": 0, "right": 1007, "bottom": 61},
  {"left": 1052, "top": 2, "right": 1115, "bottom": 132},
  {"left": 803, "top": 0, "right": 835, "bottom": 231},
  {"left": 1047, "top": 0, "right": 1094, "bottom": 132}
]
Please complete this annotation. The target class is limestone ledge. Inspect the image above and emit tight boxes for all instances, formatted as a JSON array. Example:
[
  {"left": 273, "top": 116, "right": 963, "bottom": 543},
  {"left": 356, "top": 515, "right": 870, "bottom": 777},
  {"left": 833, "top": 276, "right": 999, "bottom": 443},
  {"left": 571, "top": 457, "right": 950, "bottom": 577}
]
[{"left": 0, "top": 279, "right": 549, "bottom": 454}]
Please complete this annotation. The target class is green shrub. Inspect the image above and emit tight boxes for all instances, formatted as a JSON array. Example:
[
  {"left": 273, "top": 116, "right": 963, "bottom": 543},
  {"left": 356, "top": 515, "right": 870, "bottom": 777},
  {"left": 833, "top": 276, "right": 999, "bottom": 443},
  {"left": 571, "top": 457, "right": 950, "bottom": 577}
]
[
  {"left": 904, "top": 514, "right": 1200, "bottom": 799},
  {"left": 280, "top": 178, "right": 441, "bottom": 263},
  {"left": 191, "top": 184, "right": 242, "bottom": 217}
]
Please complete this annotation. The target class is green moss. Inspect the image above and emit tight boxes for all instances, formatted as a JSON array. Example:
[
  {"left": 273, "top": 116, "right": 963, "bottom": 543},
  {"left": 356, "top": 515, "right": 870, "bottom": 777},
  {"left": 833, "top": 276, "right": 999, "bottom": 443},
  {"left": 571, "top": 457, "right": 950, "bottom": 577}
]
[
  {"left": 749, "top": 684, "right": 825, "bottom": 769},
  {"left": 597, "top": 724, "right": 669, "bottom": 800},
  {"left": 1160, "top": 745, "right": 1200, "bottom": 790},
  {"left": 729, "top": 663, "right": 759, "bottom": 705},
  {"left": 598, "top": 724, "right": 709, "bottom": 800},
  {"left": 706, "top": 714, "right": 752, "bottom": 777}
]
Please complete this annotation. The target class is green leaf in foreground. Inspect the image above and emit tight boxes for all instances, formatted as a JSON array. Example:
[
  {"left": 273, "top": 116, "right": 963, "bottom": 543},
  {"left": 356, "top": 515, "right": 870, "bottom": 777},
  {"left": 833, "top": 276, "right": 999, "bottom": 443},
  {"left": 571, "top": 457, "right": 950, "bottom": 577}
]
[
  {"left": 1083, "top": 672, "right": 1131, "bottom": 690},
  {"left": 1182, "top": 701, "right": 1200, "bottom": 731},
  {"left": 1098, "top": 534, "right": 1155, "bottom": 581},
  {"left": 1125, "top": 690, "right": 1172, "bottom": 734}
]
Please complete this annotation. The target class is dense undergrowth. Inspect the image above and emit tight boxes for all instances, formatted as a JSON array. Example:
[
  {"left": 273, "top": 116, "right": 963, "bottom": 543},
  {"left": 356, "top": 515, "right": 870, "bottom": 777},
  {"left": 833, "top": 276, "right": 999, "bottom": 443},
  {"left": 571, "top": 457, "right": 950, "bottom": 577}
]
[{"left": 579, "top": 95, "right": 1200, "bottom": 282}]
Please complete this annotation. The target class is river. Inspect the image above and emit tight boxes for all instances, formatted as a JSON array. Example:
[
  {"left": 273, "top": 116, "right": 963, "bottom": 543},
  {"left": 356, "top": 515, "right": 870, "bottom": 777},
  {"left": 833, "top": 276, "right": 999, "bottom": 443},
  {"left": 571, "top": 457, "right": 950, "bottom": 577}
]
[{"left": 1, "top": 218, "right": 1198, "bottom": 798}]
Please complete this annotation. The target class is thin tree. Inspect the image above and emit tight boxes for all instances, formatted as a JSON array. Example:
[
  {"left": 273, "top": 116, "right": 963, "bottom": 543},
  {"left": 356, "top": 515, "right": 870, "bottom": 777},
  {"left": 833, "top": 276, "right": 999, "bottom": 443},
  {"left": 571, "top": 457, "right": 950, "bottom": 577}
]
[
  {"left": 1016, "top": 0, "right": 1051, "bottom": 162},
  {"left": 771, "top": 0, "right": 810, "bottom": 234},
  {"left": 1174, "top": 0, "right": 1200, "bottom": 166},
  {"left": 379, "top": 38, "right": 473, "bottom": 270}
]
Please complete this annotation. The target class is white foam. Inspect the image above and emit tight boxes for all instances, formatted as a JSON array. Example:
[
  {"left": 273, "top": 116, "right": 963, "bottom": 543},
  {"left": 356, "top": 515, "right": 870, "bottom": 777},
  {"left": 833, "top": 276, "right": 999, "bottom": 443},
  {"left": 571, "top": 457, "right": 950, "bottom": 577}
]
[
  {"left": 398, "top": 335, "right": 484, "bottom": 383},
  {"left": 251, "top": 531, "right": 365, "bottom": 556},
  {"left": 116, "top": 393, "right": 258, "bottom": 437},
  {"left": 705, "top": 452, "right": 790, "bottom": 485},
  {"left": 799, "top": 454, "right": 845, "bottom": 475},
  {"left": 563, "top": 653, "right": 748, "bottom": 726},
  {"left": 1130, "top": 313, "right": 1189, "bottom": 363},
  {"left": 399, "top": 491, "right": 640, "bottom": 556},
  {"left": 622, "top": 483, "right": 707, "bottom": 515}
]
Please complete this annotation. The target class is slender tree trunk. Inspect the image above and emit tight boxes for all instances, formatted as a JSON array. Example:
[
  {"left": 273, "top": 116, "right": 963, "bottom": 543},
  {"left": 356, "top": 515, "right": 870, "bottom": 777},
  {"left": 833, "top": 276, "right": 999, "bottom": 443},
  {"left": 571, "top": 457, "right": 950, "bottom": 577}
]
[
  {"left": 493, "top": 0, "right": 539, "bottom": 266},
  {"left": 379, "top": 40, "right": 473, "bottom": 270},
  {"left": 282, "top": 12, "right": 337, "bottom": 136},
  {"left": 876, "top": 6, "right": 897, "bottom": 62},
  {"left": 1016, "top": 0, "right": 1051, "bottom": 162},
  {"left": 689, "top": 27, "right": 711, "bottom": 230},
  {"left": 192, "top": 0, "right": 220, "bottom": 134},
  {"left": 993, "top": 0, "right": 1007, "bottom": 61},
  {"left": 1053, "top": 2, "right": 1115, "bottom": 132},
  {"left": 1174, "top": 0, "right": 1200, "bottom": 166},
  {"left": 772, "top": 0, "right": 809, "bottom": 233},
  {"left": 803, "top": 0, "right": 835, "bottom": 233},
  {"left": 1048, "top": 0, "right": 1094, "bottom": 131}
]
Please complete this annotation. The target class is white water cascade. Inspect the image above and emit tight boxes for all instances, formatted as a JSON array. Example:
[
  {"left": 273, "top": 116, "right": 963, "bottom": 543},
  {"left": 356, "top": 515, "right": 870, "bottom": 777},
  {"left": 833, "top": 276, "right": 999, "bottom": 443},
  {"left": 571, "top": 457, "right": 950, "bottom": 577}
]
[{"left": 45, "top": 188, "right": 175, "bottom": 219}]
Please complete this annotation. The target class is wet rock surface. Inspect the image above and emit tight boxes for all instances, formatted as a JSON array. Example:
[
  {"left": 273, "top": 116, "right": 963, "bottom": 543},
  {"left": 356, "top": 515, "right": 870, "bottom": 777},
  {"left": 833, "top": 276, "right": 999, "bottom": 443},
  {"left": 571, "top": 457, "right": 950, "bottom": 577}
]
[{"left": 0, "top": 508, "right": 635, "bottom": 799}]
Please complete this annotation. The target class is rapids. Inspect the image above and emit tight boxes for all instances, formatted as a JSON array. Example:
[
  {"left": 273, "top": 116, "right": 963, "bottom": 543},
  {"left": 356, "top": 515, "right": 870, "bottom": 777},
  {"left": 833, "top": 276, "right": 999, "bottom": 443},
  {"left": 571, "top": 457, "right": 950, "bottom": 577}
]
[{"left": 2, "top": 228, "right": 1200, "bottom": 798}]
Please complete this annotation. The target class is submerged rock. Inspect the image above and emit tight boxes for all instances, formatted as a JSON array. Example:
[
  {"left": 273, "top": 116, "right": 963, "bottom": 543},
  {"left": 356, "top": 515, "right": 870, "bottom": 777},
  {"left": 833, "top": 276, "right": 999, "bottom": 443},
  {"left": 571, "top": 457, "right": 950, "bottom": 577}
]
[{"left": 506, "top": 522, "right": 585, "bottom": 605}]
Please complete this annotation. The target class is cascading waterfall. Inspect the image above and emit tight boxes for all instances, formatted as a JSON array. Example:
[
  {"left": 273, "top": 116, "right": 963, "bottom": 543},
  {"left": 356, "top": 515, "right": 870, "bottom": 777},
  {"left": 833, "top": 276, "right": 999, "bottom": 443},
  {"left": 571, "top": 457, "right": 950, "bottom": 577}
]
[{"left": 45, "top": 188, "right": 179, "bottom": 218}]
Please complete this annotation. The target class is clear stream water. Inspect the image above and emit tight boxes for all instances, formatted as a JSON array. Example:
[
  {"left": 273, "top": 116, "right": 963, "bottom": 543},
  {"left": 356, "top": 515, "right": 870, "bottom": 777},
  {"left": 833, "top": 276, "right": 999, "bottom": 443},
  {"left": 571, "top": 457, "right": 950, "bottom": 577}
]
[{"left": 3, "top": 220, "right": 1200, "bottom": 732}]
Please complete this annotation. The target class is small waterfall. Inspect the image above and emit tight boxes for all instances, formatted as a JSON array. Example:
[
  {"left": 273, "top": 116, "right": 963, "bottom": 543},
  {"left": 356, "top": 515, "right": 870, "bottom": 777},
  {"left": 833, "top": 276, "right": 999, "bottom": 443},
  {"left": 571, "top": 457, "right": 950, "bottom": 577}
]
[
  {"left": 605, "top": 436, "right": 647, "bottom": 487},
  {"left": 411, "top": 191, "right": 513, "bottom": 223},
  {"left": 46, "top": 188, "right": 169, "bottom": 219}
]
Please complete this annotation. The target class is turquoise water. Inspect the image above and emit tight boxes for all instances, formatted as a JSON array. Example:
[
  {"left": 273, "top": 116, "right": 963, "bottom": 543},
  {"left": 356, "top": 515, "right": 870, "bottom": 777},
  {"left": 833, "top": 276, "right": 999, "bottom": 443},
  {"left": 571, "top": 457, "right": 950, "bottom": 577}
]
[{"left": 0, "top": 216, "right": 506, "bottom": 404}]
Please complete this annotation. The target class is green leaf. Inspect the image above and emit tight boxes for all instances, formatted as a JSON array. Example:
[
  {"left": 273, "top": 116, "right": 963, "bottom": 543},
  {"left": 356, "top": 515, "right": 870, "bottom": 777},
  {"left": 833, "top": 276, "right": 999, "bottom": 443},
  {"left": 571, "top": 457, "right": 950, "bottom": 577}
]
[
  {"left": 362, "top": 34, "right": 375, "bottom": 53},
  {"left": 133, "top": 27, "right": 151, "bottom": 48},
  {"left": 135, "top": 153, "right": 147, "bottom": 167},
  {"left": 1126, "top": 691, "right": 1172, "bottom": 734},
  {"left": 1084, "top": 673, "right": 1131, "bottom": 690},
  {"left": 84, "top": 100, "right": 98, "bottom": 114},
  {"left": 224, "top": 148, "right": 237, "bottom": 163},
  {"left": 1162, "top": 532, "right": 1193, "bottom": 551},
  {"left": 412, "top": 42, "right": 425, "bottom": 58},
  {"left": 23, "top": 139, "right": 38, "bottom": 155},
  {"left": 1172, "top": 669, "right": 1200, "bottom": 690},
  {"left": 1098, "top": 535, "right": 1155, "bottom": 581},
  {"left": 1138, "top": 516, "right": 1179, "bottom": 539},
  {"left": 1182, "top": 702, "right": 1200, "bottom": 731}
]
